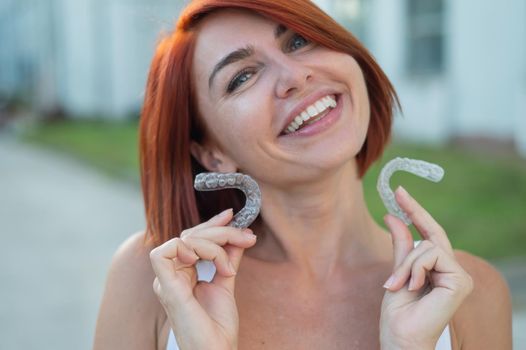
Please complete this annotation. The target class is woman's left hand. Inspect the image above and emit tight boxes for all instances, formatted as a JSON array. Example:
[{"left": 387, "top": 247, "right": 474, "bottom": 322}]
[{"left": 379, "top": 186, "right": 474, "bottom": 350}]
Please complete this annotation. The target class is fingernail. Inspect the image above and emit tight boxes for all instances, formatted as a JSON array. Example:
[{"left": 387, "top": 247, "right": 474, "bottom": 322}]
[
  {"left": 408, "top": 278, "right": 416, "bottom": 291},
  {"left": 396, "top": 186, "right": 408, "bottom": 197},
  {"left": 383, "top": 275, "right": 395, "bottom": 289},
  {"left": 217, "top": 208, "right": 233, "bottom": 218},
  {"left": 243, "top": 229, "right": 256, "bottom": 239}
]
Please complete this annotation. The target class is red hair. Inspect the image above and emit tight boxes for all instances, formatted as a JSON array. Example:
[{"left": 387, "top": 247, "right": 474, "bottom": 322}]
[{"left": 139, "top": 0, "right": 400, "bottom": 246}]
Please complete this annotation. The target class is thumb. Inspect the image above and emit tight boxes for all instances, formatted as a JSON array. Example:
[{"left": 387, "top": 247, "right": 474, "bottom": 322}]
[{"left": 384, "top": 214, "right": 414, "bottom": 268}]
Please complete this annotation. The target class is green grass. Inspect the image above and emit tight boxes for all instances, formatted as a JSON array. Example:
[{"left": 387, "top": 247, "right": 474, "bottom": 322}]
[
  {"left": 20, "top": 119, "right": 526, "bottom": 259},
  {"left": 364, "top": 144, "right": 526, "bottom": 259},
  {"left": 21, "top": 119, "right": 140, "bottom": 181}
]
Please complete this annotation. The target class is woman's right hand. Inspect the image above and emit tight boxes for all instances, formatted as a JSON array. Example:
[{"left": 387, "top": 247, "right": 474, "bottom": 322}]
[{"left": 149, "top": 208, "right": 257, "bottom": 350}]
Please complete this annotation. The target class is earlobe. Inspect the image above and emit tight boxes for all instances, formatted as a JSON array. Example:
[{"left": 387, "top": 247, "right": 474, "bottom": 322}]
[
  {"left": 210, "top": 157, "right": 223, "bottom": 169},
  {"left": 190, "top": 141, "right": 214, "bottom": 171},
  {"left": 190, "top": 141, "right": 238, "bottom": 173}
]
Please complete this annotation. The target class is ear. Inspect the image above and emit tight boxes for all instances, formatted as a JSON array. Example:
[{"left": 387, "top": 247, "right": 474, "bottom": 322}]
[{"left": 190, "top": 141, "right": 238, "bottom": 173}]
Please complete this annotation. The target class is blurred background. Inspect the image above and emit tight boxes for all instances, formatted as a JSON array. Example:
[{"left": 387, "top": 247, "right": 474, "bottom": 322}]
[{"left": 0, "top": 0, "right": 524, "bottom": 348}]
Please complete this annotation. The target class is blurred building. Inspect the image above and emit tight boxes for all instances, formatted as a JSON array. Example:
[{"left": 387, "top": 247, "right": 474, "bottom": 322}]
[
  {"left": 319, "top": 0, "right": 526, "bottom": 155},
  {"left": 0, "top": 0, "right": 525, "bottom": 156},
  {"left": 0, "top": 0, "right": 183, "bottom": 119}
]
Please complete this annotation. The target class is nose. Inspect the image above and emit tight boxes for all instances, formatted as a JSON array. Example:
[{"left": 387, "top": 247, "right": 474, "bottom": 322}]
[{"left": 274, "top": 55, "right": 313, "bottom": 98}]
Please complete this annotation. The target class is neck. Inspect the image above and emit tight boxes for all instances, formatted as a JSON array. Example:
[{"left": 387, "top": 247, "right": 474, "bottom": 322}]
[{"left": 246, "top": 160, "right": 390, "bottom": 282}]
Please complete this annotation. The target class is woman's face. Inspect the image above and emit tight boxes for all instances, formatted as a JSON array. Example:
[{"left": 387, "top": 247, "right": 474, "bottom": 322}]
[{"left": 192, "top": 9, "right": 370, "bottom": 186}]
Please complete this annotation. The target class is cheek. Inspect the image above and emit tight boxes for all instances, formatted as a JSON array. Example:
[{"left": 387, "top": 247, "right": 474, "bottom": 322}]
[
  {"left": 353, "top": 76, "right": 370, "bottom": 135},
  {"left": 344, "top": 57, "right": 370, "bottom": 138},
  {"left": 320, "top": 52, "right": 370, "bottom": 122},
  {"left": 209, "top": 98, "right": 268, "bottom": 152}
]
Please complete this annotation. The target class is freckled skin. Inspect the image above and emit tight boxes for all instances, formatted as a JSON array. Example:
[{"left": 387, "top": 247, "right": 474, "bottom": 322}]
[{"left": 191, "top": 9, "right": 371, "bottom": 186}]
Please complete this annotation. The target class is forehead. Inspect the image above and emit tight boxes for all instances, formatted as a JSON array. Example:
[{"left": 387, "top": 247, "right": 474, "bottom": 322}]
[
  {"left": 192, "top": 10, "right": 278, "bottom": 76},
  {"left": 197, "top": 8, "right": 276, "bottom": 34}
]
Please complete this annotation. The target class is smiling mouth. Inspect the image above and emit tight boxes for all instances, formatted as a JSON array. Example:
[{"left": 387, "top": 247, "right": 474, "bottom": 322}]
[{"left": 280, "top": 94, "right": 339, "bottom": 135}]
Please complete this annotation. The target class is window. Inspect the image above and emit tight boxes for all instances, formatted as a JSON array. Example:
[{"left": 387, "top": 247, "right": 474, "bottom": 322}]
[{"left": 407, "top": 0, "right": 445, "bottom": 75}]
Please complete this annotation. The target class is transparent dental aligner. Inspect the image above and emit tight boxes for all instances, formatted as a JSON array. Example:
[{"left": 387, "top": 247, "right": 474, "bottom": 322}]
[
  {"left": 377, "top": 157, "right": 444, "bottom": 225},
  {"left": 194, "top": 172, "right": 262, "bottom": 229}
]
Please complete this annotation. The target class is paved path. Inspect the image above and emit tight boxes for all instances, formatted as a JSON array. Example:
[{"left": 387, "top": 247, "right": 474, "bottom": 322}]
[
  {"left": 0, "top": 136, "right": 524, "bottom": 349},
  {"left": 0, "top": 136, "right": 145, "bottom": 349}
]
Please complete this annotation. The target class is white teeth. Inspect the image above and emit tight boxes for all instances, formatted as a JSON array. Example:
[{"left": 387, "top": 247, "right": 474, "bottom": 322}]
[
  {"left": 294, "top": 116, "right": 304, "bottom": 126},
  {"left": 283, "top": 95, "right": 337, "bottom": 134},
  {"left": 314, "top": 101, "right": 325, "bottom": 113},
  {"left": 307, "top": 106, "right": 318, "bottom": 117}
]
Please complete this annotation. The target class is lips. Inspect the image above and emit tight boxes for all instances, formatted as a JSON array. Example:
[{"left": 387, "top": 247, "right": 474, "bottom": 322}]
[
  {"left": 283, "top": 95, "right": 337, "bottom": 134},
  {"left": 279, "top": 91, "right": 341, "bottom": 136}
]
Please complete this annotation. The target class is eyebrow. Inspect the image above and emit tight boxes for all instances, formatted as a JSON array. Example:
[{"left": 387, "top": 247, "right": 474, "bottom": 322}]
[{"left": 208, "top": 24, "right": 289, "bottom": 89}]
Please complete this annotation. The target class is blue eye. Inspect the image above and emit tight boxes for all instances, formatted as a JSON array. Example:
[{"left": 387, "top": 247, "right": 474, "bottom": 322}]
[
  {"left": 227, "top": 69, "right": 255, "bottom": 93},
  {"left": 288, "top": 33, "right": 310, "bottom": 51}
]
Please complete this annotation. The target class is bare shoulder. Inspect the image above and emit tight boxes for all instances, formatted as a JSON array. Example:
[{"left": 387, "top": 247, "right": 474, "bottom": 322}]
[
  {"left": 450, "top": 249, "right": 512, "bottom": 349},
  {"left": 93, "top": 231, "right": 167, "bottom": 349},
  {"left": 107, "top": 230, "right": 157, "bottom": 285}
]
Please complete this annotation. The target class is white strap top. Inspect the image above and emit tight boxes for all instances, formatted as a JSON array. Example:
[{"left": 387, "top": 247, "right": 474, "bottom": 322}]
[{"left": 166, "top": 246, "right": 453, "bottom": 350}]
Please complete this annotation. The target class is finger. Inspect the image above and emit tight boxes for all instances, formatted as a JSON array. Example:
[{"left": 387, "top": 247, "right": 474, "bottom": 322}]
[
  {"left": 212, "top": 228, "right": 256, "bottom": 292},
  {"left": 384, "top": 240, "right": 435, "bottom": 291},
  {"left": 183, "top": 225, "right": 257, "bottom": 248},
  {"left": 395, "top": 186, "right": 453, "bottom": 254},
  {"left": 150, "top": 237, "right": 199, "bottom": 276},
  {"left": 175, "top": 208, "right": 234, "bottom": 241},
  {"left": 389, "top": 241, "right": 463, "bottom": 292},
  {"left": 410, "top": 252, "right": 473, "bottom": 321},
  {"left": 153, "top": 277, "right": 161, "bottom": 296},
  {"left": 149, "top": 238, "right": 199, "bottom": 283},
  {"left": 384, "top": 214, "right": 414, "bottom": 268},
  {"left": 225, "top": 236, "right": 248, "bottom": 271},
  {"left": 181, "top": 237, "right": 237, "bottom": 277},
  {"left": 408, "top": 263, "right": 429, "bottom": 292},
  {"left": 408, "top": 248, "right": 440, "bottom": 291},
  {"left": 212, "top": 237, "right": 250, "bottom": 292},
  {"left": 192, "top": 208, "right": 234, "bottom": 230}
]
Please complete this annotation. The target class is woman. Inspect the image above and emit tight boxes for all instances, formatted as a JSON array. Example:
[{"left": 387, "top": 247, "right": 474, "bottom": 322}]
[{"left": 94, "top": 0, "right": 512, "bottom": 349}]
